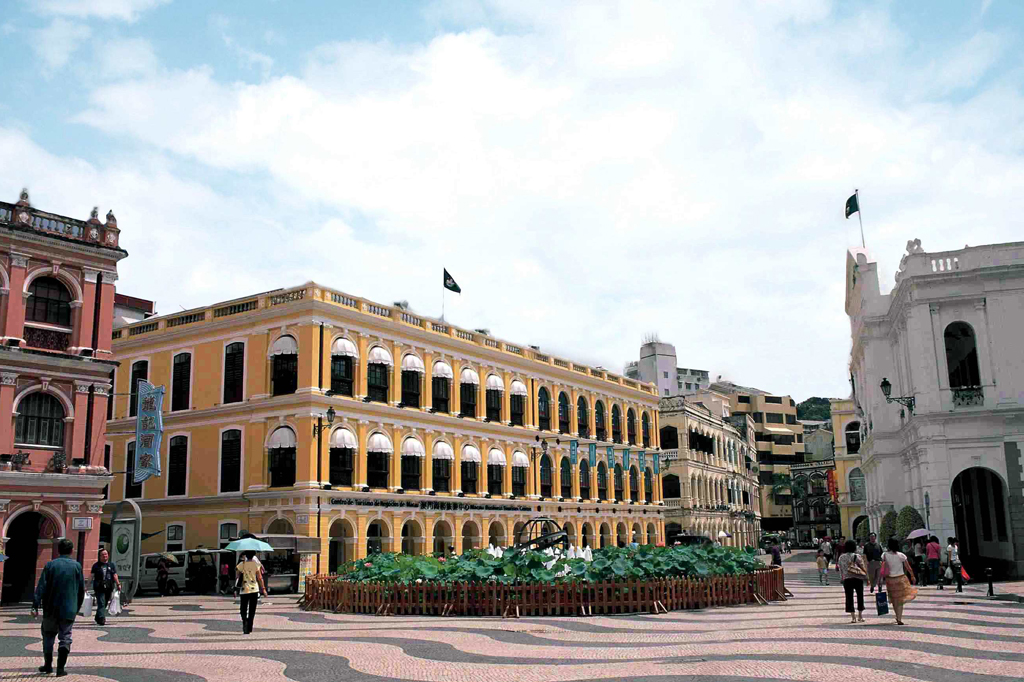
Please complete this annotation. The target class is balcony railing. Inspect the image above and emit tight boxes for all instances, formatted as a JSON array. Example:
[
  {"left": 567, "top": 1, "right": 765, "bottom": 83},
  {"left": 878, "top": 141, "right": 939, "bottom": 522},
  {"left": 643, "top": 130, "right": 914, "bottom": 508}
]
[
  {"left": 952, "top": 386, "right": 984, "bottom": 408},
  {"left": 24, "top": 326, "right": 70, "bottom": 352}
]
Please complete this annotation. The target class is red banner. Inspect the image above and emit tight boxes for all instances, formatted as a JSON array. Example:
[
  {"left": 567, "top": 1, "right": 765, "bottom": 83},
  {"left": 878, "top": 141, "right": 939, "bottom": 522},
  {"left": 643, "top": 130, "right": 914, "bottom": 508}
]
[{"left": 827, "top": 469, "right": 838, "bottom": 502}]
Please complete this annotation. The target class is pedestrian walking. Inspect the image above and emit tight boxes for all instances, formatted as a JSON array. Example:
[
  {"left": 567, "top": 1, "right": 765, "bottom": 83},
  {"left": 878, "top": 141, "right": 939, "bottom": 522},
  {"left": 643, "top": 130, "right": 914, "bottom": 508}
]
[
  {"left": 913, "top": 539, "right": 926, "bottom": 585},
  {"left": 32, "top": 538, "right": 85, "bottom": 677},
  {"left": 769, "top": 540, "right": 782, "bottom": 567},
  {"left": 219, "top": 561, "right": 231, "bottom": 595},
  {"left": 926, "top": 536, "right": 942, "bottom": 590},
  {"left": 820, "top": 538, "right": 833, "bottom": 566},
  {"left": 237, "top": 550, "right": 268, "bottom": 634},
  {"left": 834, "top": 536, "right": 848, "bottom": 572},
  {"left": 863, "top": 532, "right": 883, "bottom": 593},
  {"left": 838, "top": 540, "right": 867, "bottom": 623},
  {"left": 90, "top": 548, "right": 121, "bottom": 626},
  {"left": 816, "top": 550, "right": 829, "bottom": 585},
  {"left": 881, "top": 537, "right": 917, "bottom": 625},
  {"left": 156, "top": 556, "right": 169, "bottom": 596},
  {"left": 947, "top": 537, "right": 963, "bottom": 592}
]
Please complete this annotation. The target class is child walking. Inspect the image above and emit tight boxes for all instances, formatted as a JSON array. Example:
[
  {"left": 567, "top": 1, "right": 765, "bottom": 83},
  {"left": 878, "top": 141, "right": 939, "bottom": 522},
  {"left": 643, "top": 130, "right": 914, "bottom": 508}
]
[{"left": 816, "top": 550, "right": 829, "bottom": 585}]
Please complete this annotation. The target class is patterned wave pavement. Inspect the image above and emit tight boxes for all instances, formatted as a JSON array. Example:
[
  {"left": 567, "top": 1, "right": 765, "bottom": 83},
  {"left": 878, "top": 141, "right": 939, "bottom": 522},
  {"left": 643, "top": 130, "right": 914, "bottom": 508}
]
[{"left": 2, "top": 551, "right": 1022, "bottom": 682}]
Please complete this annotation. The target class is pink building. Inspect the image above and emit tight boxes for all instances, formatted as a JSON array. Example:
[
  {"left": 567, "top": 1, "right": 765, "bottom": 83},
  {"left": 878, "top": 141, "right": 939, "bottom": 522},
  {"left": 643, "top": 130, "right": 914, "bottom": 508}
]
[{"left": 0, "top": 189, "right": 127, "bottom": 604}]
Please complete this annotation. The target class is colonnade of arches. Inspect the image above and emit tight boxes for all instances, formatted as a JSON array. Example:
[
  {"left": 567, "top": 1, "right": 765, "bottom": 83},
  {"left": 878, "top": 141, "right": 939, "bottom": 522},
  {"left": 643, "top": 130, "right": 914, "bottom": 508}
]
[{"left": 326, "top": 514, "right": 665, "bottom": 570}]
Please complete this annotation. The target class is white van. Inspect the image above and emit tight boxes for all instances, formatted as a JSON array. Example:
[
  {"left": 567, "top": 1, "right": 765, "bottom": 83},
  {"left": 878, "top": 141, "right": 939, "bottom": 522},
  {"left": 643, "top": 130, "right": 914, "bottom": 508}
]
[{"left": 138, "top": 552, "right": 187, "bottom": 595}]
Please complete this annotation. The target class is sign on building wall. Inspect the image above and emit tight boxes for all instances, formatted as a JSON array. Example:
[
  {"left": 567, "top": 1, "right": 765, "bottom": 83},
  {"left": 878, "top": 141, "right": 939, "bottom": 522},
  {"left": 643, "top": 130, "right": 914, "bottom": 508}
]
[
  {"left": 589, "top": 443, "right": 597, "bottom": 466},
  {"left": 638, "top": 451, "right": 646, "bottom": 470},
  {"left": 653, "top": 454, "right": 660, "bottom": 475},
  {"left": 71, "top": 517, "right": 93, "bottom": 531},
  {"left": 623, "top": 449, "right": 630, "bottom": 470},
  {"left": 570, "top": 440, "right": 578, "bottom": 466},
  {"left": 607, "top": 446, "right": 614, "bottom": 468},
  {"left": 134, "top": 380, "right": 165, "bottom": 483}
]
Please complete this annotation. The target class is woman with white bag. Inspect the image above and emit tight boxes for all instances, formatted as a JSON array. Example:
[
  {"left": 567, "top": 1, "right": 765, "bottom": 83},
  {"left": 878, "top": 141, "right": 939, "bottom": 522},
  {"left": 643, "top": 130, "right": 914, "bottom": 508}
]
[{"left": 90, "top": 549, "right": 121, "bottom": 625}]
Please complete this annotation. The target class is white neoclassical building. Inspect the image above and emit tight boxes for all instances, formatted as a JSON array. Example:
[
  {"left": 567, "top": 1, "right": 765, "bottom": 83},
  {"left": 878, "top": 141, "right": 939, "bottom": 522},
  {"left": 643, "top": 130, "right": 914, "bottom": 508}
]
[{"left": 845, "top": 239, "right": 1024, "bottom": 579}]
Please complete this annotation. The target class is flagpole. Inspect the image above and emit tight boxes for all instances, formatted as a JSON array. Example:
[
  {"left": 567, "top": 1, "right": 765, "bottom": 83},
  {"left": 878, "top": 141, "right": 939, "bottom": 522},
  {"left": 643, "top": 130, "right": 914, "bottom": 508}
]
[
  {"left": 441, "top": 268, "right": 446, "bottom": 321},
  {"left": 856, "top": 188, "right": 865, "bottom": 248}
]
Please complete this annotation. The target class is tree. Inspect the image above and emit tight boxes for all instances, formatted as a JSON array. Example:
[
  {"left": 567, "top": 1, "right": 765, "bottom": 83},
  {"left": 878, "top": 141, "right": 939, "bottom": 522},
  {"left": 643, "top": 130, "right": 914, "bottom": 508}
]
[
  {"left": 878, "top": 511, "right": 898, "bottom": 542},
  {"left": 769, "top": 473, "right": 791, "bottom": 504},
  {"left": 895, "top": 505, "right": 926, "bottom": 541},
  {"left": 854, "top": 518, "right": 871, "bottom": 542},
  {"left": 796, "top": 397, "right": 831, "bottom": 421}
]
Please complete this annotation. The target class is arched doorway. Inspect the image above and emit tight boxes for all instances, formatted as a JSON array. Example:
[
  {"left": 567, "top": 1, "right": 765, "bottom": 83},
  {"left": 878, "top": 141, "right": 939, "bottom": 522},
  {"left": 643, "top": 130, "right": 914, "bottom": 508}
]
[
  {"left": 851, "top": 515, "right": 870, "bottom": 540},
  {"left": 951, "top": 467, "right": 1014, "bottom": 577},
  {"left": 646, "top": 523, "right": 658, "bottom": 546},
  {"left": 328, "top": 518, "right": 354, "bottom": 574},
  {"left": 488, "top": 521, "right": 506, "bottom": 548},
  {"left": 366, "top": 520, "right": 387, "bottom": 555},
  {"left": 666, "top": 522, "right": 682, "bottom": 544},
  {"left": 580, "top": 522, "right": 593, "bottom": 548},
  {"left": 401, "top": 519, "right": 423, "bottom": 555},
  {"left": 599, "top": 522, "right": 612, "bottom": 548},
  {"left": 662, "top": 474, "right": 680, "bottom": 499},
  {"left": 267, "top": 518, "right": 294, "bottom": 535},
  {"left": 563, "top": 522, "right": 577, "bottom": 547},
  {"left": 433, "top": 520, "right": 453, "bottom": 556},
  {"left": 2, "top": 511, "right": 59, "bottom": 604},
  {"left": 631, "top": 522, "right": 643, "bottom": 545},
  {"left": 616, "top": 522, "right": 628, "bottom": 548},
  {"left": 461, "top": 521, "right": 479, "bottom": 551}
]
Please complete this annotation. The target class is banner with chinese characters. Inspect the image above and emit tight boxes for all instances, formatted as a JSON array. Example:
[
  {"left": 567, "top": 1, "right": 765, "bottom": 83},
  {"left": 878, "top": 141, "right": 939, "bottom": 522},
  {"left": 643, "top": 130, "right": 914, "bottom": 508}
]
[
  {"left": 623, "top": 448, "right": 630, "bottom": 470},
  {"left": 570, "top": 440, "right": 578, "bottom": 466},
  {"left": 638, "top": 451, "right": 646, "bottom": 470},
  {"left": 827, "top": 469, "right": 838, "bottom": 502},
  {"left": 653, "top": 453, "right": 660, "bottom": 475},
  {"left": 588, "top": 442, "right": 597, "bottom": 467},
  {"left": 134, "top": 380, "right": 165, "bottom": 483},
  {"left": 607, "top": 446, "right": 614, "bottom": 469}
]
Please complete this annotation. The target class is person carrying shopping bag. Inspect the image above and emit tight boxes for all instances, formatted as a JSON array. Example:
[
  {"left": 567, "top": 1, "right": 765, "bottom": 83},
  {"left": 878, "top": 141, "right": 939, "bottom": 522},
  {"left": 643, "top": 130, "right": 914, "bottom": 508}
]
[
  {"left": 838, "top": 540, "right": 867, "bottom": 623},
  {"left": 90, "top": 548, "right": 121, "bottom": 626},
  {"left": 236, "top": 550, "right": 268, "bottom": 634},
  {"left": 947, "top": 537, "right": 964, "bottom": 592},
  {"left": 881, "top": 537, "right": 918, "bottom": 625}
]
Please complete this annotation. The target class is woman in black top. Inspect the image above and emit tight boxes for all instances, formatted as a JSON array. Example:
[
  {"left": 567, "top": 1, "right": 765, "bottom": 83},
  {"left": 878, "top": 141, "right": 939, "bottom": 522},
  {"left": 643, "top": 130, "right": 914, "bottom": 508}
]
[{"left": 90, "top": 548, "right": 121, "bottom": 625}]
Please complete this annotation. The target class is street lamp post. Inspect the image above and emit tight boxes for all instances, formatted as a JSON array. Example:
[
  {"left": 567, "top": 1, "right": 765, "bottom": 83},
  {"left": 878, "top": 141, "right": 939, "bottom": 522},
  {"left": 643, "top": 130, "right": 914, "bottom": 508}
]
[{"left": 879, "top": 378, "right": 915, "bottom": 414}]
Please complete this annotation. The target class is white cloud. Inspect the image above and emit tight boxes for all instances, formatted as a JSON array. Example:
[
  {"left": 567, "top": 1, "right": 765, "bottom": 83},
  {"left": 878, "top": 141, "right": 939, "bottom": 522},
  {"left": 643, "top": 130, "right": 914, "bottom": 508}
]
[
  {"left": 222, "top": 34, "right": 274, "bottom": 75},
  {"left": 95, "top": 37, "right": 158, "bottom": 78},
  {"left": 33, "top": 18, "right": 92, "bottom": 72},
  {"left": 34, "top": 0, "right": 169, "bottom": 22},
  {"left": 29, "top": 1, "right": 1024, "bottom": 398}
]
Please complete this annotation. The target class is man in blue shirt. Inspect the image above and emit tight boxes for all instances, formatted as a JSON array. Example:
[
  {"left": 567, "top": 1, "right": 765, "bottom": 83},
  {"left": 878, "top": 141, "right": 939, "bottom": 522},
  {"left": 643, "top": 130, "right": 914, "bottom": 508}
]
[{"left": 32, "top": 539, "right": 85, "bottom": 677}]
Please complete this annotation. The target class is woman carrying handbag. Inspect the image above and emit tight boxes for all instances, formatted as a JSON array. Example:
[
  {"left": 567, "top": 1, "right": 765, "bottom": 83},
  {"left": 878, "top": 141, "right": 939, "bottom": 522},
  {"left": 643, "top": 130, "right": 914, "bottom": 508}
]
[
  {"left": 881, "top": 537, "right": 918, "bottom": 625},
  {"left": 837, "top": 540, "right": 867, "bottom": 623}
]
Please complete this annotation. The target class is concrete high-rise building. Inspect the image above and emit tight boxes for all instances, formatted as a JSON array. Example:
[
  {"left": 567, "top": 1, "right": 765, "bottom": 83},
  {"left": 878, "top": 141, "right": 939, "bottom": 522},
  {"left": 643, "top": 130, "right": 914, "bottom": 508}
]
[
  {"left": 624, "top": 340, "right": 710, "bottom": 397},
  {"left": 710, "top": 381, "right": 805, "bottom": 536},
  {"left": 845, "top": 240, "right": 1024, "bottom": 577}
]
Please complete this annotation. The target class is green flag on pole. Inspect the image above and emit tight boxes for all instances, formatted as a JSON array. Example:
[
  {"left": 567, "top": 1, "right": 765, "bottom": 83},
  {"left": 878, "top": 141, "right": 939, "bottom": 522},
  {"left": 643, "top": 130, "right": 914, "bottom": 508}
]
[
  {"left": 845, "top": 193, "right": 859, "bottom": 219},
  {"left": 443, "top": 269, "right": 461, "bottom": 293}
]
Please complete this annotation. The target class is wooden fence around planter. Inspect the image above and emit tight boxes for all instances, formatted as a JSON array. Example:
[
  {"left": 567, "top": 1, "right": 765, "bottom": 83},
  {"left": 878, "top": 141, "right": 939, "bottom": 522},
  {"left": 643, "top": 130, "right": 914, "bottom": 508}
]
[{"left": 299, "top": 566, "right": 787, "bottom": 617}]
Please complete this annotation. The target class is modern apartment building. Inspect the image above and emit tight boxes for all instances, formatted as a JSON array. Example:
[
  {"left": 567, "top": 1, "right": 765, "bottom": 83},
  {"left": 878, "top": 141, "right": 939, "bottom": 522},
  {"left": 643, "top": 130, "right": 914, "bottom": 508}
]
[
  {"left": 845, "top": 240, "right": 1024, "bottom": 577},
  {"left": 710, "top": 382, "right": 805, "bottom": 535},
  {"left": 624, "top": 340, "right": 710, "bottom": 397},
  {"left": 0, "top": 191, "right": 126, "bottom": 604},
  {"left": 657, "top": 394, "right": 761, "bottom": 547},
  {"left": 104, "top": 281, "right": 664, "bottom": 588}
]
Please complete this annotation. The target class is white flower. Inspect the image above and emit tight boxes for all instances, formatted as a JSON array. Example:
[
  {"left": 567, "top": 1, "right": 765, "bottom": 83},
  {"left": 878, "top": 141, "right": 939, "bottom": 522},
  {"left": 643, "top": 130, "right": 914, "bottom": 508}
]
[{"left": 415, "top": 578, "right": 423, "bottom": 584}]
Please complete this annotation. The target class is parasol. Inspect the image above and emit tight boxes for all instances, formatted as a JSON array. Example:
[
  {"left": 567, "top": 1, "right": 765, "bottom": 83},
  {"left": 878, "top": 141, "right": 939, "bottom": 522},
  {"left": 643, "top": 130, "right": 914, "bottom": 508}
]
[
  {"left": 224, "top": 538, "right": 275, "bottom": 553},
  {"left": 157, "top": 552, "right": 180, "bottom": 564},
  {"left": 906, "top": 529, "right": 931, "bottom": 541}
]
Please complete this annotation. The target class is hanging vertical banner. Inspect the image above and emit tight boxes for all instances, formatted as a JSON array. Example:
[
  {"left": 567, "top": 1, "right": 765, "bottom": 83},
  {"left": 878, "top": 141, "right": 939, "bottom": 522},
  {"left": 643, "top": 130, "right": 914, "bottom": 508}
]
[
  {"left": 588, "top": 442, "right": 597, "bottom": 467},
  {"left": 570, "top": 440, "right": 578, "bottom": 466},
  {"left": 639, "top": 451, "right": 646, "bottom": 470},
  {"left": 623, "top": 448, "right": 630, "bottom": 471},
  {"left": 607, "top": 446, "right": 614, "bottom": 469},
  {"left": 134, "top": 380, "right": 165, "bottom": 483},
  {"left": 653, "top": 453, "right": 660, "bottom": 475}
]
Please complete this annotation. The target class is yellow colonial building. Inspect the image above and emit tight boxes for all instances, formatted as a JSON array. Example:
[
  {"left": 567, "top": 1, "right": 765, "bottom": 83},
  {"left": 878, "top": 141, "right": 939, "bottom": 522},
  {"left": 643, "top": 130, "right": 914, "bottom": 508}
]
[
  {"left": 829, "top": 397, "right": 867, "bottom": 537},
  {"left": 657, "top": 394, "right": 762, "bottom": 548},
  {"left": 104, "top": 282, "right": 664, "bottom": 584}
]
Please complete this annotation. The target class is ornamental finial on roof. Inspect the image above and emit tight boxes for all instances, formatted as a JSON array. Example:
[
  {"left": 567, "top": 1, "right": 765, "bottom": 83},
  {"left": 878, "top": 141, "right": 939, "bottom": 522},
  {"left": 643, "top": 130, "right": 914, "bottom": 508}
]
[
  {"left": 17, "top": 188, "right": 29, "bottom": 206},
  {"left": 89, "top": 207, "right": 100, "bottom": 222},
  {"left": 105, "top": 210, "right": 116, "bottom": 226}
]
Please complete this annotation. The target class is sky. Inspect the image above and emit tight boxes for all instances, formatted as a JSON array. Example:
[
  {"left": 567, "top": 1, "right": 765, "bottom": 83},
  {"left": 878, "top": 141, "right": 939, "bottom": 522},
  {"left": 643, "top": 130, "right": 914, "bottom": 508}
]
[{"left": 3, "top": 0, "right": 1024, "bottom": 402}]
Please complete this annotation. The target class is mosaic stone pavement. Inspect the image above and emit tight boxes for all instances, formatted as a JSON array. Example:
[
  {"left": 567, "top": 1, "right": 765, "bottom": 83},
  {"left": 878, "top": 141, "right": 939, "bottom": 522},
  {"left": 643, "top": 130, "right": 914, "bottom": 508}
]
[{"left": 2, "top": 552, "right": 1022, "bottom": 682}]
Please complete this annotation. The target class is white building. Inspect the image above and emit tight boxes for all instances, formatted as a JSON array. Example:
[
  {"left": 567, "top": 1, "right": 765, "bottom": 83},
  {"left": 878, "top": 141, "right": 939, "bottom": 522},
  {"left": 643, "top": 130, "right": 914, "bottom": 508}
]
[
  {"left": 625, "top": 341, "right": 710, "bottom": 397},
  {"left": 845, "top": 239, "right": 1024, "bottom": 578}
]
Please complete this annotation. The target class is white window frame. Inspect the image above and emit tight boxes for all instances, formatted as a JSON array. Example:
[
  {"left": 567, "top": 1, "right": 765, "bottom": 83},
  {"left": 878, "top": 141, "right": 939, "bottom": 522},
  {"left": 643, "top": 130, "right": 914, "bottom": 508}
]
[
  {"left": 218, "top": 519, "right": 241, "bottom": 548},
  {"left": 221, "top": 338, "right": 248, "bottom": 405},
  {"left": 217, "top": 424, "right": 246, "bottom": 495},
  {"left": 170, "top": 348, "right": 195, "bottom": 412},
  {"left": 165, "top": 431, "right": 191, "bottom": 498},
  {"left": 165, "top": 521, "right": 186, "bottom": 552}
]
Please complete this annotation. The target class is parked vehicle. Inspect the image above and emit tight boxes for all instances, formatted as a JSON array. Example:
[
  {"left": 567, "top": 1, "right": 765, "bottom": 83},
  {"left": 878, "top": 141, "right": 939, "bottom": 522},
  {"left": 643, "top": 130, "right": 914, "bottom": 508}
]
[{"left": 137, "top": 549, "right": 227, "bottom": 595}]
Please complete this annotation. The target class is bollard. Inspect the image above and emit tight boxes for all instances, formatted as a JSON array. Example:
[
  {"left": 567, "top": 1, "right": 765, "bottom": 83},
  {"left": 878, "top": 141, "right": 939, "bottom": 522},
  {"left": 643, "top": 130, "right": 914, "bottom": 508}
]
[{"left": 985, "top": 567, "right": 994, "bottom": 597}]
